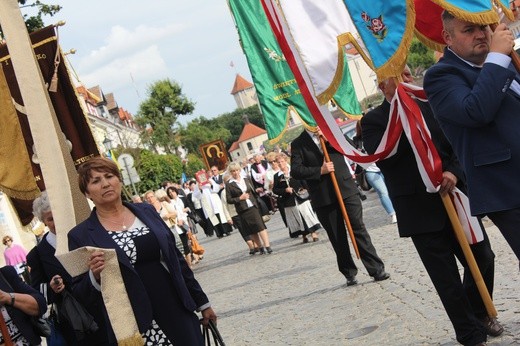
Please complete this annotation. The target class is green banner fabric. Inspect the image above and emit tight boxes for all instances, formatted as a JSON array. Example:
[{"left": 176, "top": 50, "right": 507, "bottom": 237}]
[
  {"left": 333, "top": 58, "right": 362, "bottom": 118},
  {"left": 229, "top": 0, "right": 316, "bottom": 141}
]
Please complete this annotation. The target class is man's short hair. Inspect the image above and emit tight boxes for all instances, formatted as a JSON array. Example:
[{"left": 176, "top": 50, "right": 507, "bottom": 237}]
[{"left": 441, "top": 10, "right": 456, "bottom": 33}]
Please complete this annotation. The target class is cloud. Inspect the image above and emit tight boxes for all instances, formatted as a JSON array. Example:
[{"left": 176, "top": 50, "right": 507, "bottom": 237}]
[
  {"left": 79, "top": 45, "right": 168, "bottom": 92},
  {"left": 78, "top": 23, "right": 185, "bottom": 71}
]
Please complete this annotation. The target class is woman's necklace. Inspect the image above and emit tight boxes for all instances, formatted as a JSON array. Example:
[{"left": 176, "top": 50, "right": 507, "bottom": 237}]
[{"left": 98, "top": 208, "right": 128, "bottom": 231}]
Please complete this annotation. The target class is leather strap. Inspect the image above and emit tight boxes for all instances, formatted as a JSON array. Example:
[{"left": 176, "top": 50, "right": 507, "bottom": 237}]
[{"left": 0, "top": 308, "right": 13, "bottom": 346}]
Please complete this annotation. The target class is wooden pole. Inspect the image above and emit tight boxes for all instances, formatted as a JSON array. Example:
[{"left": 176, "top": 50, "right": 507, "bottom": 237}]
[
  {"left": 441, "top": 194, "right": 497, "bottom": 317},
  {"left": 490, "top": 23, "right": 520, "bottom": 71},
  {"left": 319, "top": 135, "right": 360, "bottom": 259}
]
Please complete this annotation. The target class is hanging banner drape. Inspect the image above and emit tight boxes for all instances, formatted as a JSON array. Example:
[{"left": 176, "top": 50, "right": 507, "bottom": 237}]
[
  {"left": 0, "top": 65, "right": 39, "bottom": 200},
  {"left": 0, "top": 25, "right": 99, "bottom": 224},
  {"left": 229, "top": 0, "right": 317, "bottom": 141}
]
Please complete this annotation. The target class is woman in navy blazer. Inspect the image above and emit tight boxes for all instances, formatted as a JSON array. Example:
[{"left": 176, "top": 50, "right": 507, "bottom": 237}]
[
  {"left": 0, "top": 265, "right": 47, "bottom": 345},
  {"left": 68, "top": 157, "right": 217, "bottom": 345}
]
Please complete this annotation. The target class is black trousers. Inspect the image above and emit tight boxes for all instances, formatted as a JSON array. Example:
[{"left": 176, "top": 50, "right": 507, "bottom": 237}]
[
  {"left": 315, "top": 193, "right": 385, "bottom": 279},
  {"left": 487, "top": 207, "right": 520, "bottom": 260},
  {"left": 411, "top": 220, "right": 494, "bottom": 346}
]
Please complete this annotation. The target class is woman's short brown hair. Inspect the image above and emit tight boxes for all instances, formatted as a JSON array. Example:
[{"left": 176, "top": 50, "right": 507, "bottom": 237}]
[
  {"left": 2, "top": 236, "right": 12, "bottom": 246},
  {"left": 77, "top": 156, "right": 121, "bottom": 194}
]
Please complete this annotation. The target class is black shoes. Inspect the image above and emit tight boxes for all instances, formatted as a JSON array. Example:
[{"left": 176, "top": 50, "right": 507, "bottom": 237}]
[
  {"left": 373, "top": 271, "right": 390, "bottom": 282},
  {"left": 265, "top": 246, "right": 273, "bottom": 254},
  {"left": 479, "top": 316, "right": 503, "bottom": 337},
  {"left": 346, "top": 277, "right": 358, "bottom": 286}
]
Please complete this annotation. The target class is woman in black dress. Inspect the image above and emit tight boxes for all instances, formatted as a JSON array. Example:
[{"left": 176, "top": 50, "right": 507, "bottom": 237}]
[{"left": 225, "top": 161, "right": 272, "bottom": 254}]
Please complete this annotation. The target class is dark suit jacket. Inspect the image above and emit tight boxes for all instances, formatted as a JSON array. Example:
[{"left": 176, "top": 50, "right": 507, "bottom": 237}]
[
  {"left": 250, "top": 161, "right": 269, "bottom": 189},
  {"left": 27, "top": 233, "right": 80, "bottom": 344},
  {"left": 424, "top": 48, "right": 520, "bottom": 215},
  {"left": 27, "top": 233, "right": 73, "bottom": 304},
  {"left": 362, "top": 99, "right": 464, "bottom": 237},
  {"left": 272, "top": 171, "right": 308, "bottom": 207},
  {"left": 68, "top": 202, "right": 209, "bottom": 345},
  {"left": 225, "top": 177, "right": 259, "bottom": 213},
  {"left": 0, "top": 265, "right": 47, "bottom": 345},
  {"left": 290, "top": 131, "right": 358, "bottom": 209}
]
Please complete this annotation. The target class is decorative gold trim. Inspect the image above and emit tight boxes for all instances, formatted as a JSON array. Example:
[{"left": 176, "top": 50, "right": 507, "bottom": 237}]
[
  {"left": 370, "top": 0, "right": 417, "bottom": 83},
  {"left": 333, "top": 96, "right": 363, "bottom": 120},
  {"left": 0, "top": 36, "right": 56, "bottom": 64},
  {"left": 414, "top": 29, "right": 446, "bottom": 52},
  {"left": 430, "top": 0, "right": 499, "bottom": 24},
  {"left": 494, "top": 0, "right": 515, "bottom": 21}
]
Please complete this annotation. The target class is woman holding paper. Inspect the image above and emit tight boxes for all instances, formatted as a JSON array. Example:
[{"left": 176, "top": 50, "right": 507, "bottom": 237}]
[{"left": 68, "top": 157, "right": 216, "bottom": 345}]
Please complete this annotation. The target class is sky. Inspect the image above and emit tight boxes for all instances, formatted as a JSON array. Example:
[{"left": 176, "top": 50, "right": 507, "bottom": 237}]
[{"left": 23, "top": 1, "right": 253, "bottom": 121}]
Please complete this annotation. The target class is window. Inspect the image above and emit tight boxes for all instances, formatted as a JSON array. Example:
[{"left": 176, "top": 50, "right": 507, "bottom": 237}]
[{"left": 247, "top": 142, "right": 253, "bottom": 151}]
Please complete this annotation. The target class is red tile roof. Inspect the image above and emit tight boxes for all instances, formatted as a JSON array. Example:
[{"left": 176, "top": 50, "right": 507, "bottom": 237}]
[
  {"left": 237, "top": 123, "right": 266, "bottom": 143},
  {"left": 105, "top": 93, "right": 117, "bottom": 110},
  {"left": 230, "top": 74, "right": 254, "bottom": 94},
  {"left": 228, "top": 141, "right": 239, "bottom": 152}
]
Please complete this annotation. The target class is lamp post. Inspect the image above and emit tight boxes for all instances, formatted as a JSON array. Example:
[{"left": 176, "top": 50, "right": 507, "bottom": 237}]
[{"left": 102, "top": 136, "right": 114, "bottom": 158}]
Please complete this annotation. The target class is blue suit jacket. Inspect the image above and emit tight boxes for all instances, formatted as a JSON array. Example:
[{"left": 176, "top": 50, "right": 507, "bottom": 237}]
[
  {"left": 0, "top": 266, "right": 47, "bottom": 345},
  {"left": 424, "top": 48, "right": 520, "bottom": 215},
  {"left": 68, "top": 202, "right": 209, "bottom": 345}
]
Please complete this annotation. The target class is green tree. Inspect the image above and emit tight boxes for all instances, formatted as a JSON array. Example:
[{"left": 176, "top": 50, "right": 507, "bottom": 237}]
[
  {"left": 215, "top": 105, "right": 265, "bottom": 147},
  {"left": 178, "top": 117, "right": 231, "bottom": 155},
  {"left": 134, "top": 79, "right": 195, "bottom": 154},
  {"left": 183, "top": 153, "right": 205, "bottom": 178},
  {"left": 136, "top": 150, "right": 183, "bottom": 192},
  {"left": 0, "top": 1, "right": 62, "bottom": 38},
  {"left": 407, "top": 38, "right": 436, "bottom": 77}
]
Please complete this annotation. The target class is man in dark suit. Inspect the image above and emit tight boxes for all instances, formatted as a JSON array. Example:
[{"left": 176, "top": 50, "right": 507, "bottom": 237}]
[
  {"left": 424, "top": 11, "right": 520, "bottom": 260},
  {"left": 291, "top": 129, "right": 389, "bottom": 286},
  {"left": 362, "top": 67, "right": 500, "bottom": 345},
  {"left": 210, "top": 165, "right": 225, "bottom": 196}
]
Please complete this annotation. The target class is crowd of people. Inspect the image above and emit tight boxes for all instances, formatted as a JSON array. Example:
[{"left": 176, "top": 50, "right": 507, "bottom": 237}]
[{"left": 0, "top": 9, "right": 518, "bottom": 346}]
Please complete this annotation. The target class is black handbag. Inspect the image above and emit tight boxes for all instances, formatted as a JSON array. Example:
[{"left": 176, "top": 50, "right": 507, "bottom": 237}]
[
  {"left": 188, "top": 211, "right": 202, "bottom": 224},
  {"left": 295, "top": 188, "right": 310, "bottom": 202},
  {"left": 57, "top": 290, "right": 98, "bottom": 341},
  {"left": 30, "top": 316, "right": 52, "bottom": 337},
  {"left": 355, "top": 169, "right": 372, "bottom": 191},
  {"left": 201, "top": 319, "right": 225, "bottom": 346}
]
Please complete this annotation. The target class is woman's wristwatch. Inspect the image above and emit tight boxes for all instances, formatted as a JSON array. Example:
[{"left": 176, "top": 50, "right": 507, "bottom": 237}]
[{"left": 7, "top": 292, "right": 15, "bottom": 306}]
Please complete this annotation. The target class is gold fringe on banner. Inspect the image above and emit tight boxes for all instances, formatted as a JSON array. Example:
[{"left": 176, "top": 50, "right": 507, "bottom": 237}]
[
  {"left": 494, "top": 0, "right": 515, "bottom": 21},
  {"left": 431, "top": 0, "right": 500, "bottom": 25},
  {"left": 0, "top": 66, "right": 40, "bottom": 200},
  {"left": 267, "top": 105, "right": 317, "bottom": 145},
  {"left": 373, "top": 0, "right": 417, "bottom": 83},
  {"left": 316, "top": 43, "right": 347, "bottom": 105},
  {"left": 414, "top": 29, "right": 446, "bottom": 53}
]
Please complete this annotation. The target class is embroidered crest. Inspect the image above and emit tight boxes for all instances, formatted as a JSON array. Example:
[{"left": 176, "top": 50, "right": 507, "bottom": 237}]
[
  {"left": 361, "top": 12, "right": 387, "bottom": 42},
  {"left": 264, "top": 47, "right": 286, "bottom": 62}
]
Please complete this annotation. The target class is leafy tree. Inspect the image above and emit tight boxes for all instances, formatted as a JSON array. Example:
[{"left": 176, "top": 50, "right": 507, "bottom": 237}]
[
  {"left": 216, "top": 106, "right": 265, "bottom": 146},
  {"left": 407, "top": 38, "right": 435, "bottom": 77},
  {"left": 183, "top": 153, "right": 205, "bottom": 178},
  {"left": 134, "top": 79, "right": 195, "bottom": 154},
  {"left": 178, "top": 118, "right": 231, "bottom": 155},
  {"left": 0, "top": 1, "right": 62, "bottom": 38},
  {"left": 135, "top": 150, "right": 183, "bottom": 192}
]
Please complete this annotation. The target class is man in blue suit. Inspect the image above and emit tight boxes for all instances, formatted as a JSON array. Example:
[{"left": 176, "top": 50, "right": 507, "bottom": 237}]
[{"left": 424, "top": 11, "right": 520, "bottom": 261}]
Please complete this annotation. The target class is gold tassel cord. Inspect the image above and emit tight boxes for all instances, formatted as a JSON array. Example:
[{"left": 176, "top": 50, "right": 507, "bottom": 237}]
[
  {"left": 430, "top": 0, "right": 500, "bottom": 25},
  {"left": 48, "top": 25, "right": 61, "bottom": 92}
]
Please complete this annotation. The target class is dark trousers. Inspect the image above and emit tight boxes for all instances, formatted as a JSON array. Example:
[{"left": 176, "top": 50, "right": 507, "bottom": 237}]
[
  {"left": 487, "top": 207, "right": 520, "bottom": 260},
  {"left": 410, "top": 220, "right": 494, "bottom": 346},
  {"left": 315, "top": 193, "right": 385, "bottom": 279}
]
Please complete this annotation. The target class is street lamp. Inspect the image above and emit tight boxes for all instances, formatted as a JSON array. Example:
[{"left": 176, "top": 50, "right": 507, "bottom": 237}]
[{"left": 102, "top": 137, "right": 114, "bottom": 151}]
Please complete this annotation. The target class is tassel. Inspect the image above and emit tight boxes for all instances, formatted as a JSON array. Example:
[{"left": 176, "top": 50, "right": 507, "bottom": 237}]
[
  {"left": 117, "top": 332, "right": 144, "bottom": 346},
  {"left": 48, "top": 67, "right": 58, "bottom": 92}
]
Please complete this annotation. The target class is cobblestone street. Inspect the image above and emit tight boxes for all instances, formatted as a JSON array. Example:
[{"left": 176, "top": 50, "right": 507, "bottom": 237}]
[{"left": 194, "top": 191, "right": 519, "bottom": 345}]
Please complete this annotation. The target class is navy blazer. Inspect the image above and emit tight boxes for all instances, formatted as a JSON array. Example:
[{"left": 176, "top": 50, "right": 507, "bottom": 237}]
[
  {"left": 0, "top": 266, "right": 47, "bottom": 346},
  {"left": 290, "top": 131, "right": 358, "bottom": 209},
  {"left": 68, "top": 202, "right": 209, "bottom": 345},
  {"left": 27, "top": 233, "right": 74, "bottom": 304},
  {"left": 424, "top": 48, "right": 520, "bottom": 215},
  {"left": 362, "top": 99, "right": 464, "bottom": 237},
  {"left": 225, "top": 177, "right": 260, "bottom": 213}
]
